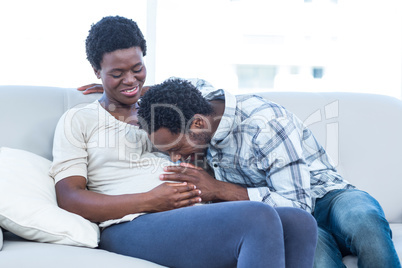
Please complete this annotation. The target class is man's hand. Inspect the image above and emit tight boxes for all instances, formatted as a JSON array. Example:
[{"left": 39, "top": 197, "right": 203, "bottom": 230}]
[{"left": 160, "top": 163, "right": 249, "bottom": 203}]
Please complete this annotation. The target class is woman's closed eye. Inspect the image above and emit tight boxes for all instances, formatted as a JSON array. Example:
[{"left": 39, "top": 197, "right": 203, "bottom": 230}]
[
  {"left": 132, "top": 66, "right": 143, "bottom": 73},
  {"left": 111, "top": 72, "right": 123, "bottom": 78}
]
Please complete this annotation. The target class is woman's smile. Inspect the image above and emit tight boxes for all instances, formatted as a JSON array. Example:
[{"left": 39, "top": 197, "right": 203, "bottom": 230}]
[{"left": 120, "top": 85, "right": 139, "bottom": 97}]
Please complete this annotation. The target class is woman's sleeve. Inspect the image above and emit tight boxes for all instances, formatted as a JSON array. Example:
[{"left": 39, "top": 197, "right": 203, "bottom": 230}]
[{"left": 49, "top": 109, "right": 89, "bottom": 184}]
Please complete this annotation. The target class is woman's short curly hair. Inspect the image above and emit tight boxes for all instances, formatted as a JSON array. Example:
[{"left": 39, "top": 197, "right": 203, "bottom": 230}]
[
  {"left": 85, "top": 16, "right": 147, "bottom": 70},
  {"left": 138, "top": 78, "right": 214, "bottom": 134}
]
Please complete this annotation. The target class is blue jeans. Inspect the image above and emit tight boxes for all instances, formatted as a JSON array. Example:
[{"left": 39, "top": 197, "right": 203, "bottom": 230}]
[
  {"left": 313, "top": 189, "right": 401, "bottom": 268},
  {"left": 100, "top": 201, "right": 317, "bottom": 268}
]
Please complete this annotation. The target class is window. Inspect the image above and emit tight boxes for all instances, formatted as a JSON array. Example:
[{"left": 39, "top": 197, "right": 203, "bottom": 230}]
[
  {"left": 0, "top": 0, "right": 149, "bottom": 88},
  {"left": 290, "top": 66, "right": 300, "bottom": 75},
  {"left": 313, "top": 67, "right": 324, "bottom": 79},
  {"left": 236, "top": 65, "right": 277, "bottom": 90}
]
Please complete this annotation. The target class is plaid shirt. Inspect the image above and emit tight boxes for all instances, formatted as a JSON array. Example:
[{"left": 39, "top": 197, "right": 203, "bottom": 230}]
[{"left": 196, "top": 82, "right": 354, "bottom": 212}]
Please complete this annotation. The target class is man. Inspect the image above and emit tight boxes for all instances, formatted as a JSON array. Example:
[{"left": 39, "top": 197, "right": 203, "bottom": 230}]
[{"left": 137, "top": 77, "right": 401, "bottom": 268}]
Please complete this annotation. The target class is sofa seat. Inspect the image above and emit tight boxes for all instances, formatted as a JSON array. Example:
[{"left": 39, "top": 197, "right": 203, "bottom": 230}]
[
  {"left": 0, "top": 231, "right": 165, "bottom": 267},
  {"left": 342, "top": 224, "right": 402, "bottom": 267}
]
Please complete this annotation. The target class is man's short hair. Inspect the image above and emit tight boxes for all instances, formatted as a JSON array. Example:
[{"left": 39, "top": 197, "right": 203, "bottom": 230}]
[
  {"left": 85, "top": 15, "right": 147, "bottom": 70},
  {"left": 138, "top": 78, "right": 213, "bottom": 134}
]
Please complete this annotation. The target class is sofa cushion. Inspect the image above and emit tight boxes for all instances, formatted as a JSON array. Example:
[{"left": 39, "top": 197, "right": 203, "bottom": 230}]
[
  {"left": 0, "top": 86, "right": 101, "bottom": 161},
  {"left": 0, "top": 147, "right": 100, "bottom": 248}
]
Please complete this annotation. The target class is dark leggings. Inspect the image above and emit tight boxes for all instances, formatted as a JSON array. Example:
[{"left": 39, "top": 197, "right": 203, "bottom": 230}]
[{"left": 100, "top": 201, "right": 317, "bottom": 268}]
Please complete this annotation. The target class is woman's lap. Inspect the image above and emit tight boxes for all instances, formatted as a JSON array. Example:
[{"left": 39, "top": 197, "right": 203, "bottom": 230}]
[{"left": 100, "top": 201, "right": 316, "bottom": 268}]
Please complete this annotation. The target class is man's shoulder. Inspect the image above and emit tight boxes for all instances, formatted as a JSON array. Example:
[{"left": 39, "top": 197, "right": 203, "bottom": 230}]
[{"left": 235, "top": 94, "right": 289, "bottom": 119}]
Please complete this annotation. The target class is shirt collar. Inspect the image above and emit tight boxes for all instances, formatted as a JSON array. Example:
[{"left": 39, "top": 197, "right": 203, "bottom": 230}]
[
  {"left": 207, "top": 89, "right": 237, "bottom": 146},
  {"left": 185, "top": 77, "right": 237, "bottom": 146}
]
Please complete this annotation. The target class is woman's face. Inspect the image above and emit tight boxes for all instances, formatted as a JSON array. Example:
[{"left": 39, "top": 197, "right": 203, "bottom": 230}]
[{"left": 95, "top": 46, "right": 146, "bottom": 107}]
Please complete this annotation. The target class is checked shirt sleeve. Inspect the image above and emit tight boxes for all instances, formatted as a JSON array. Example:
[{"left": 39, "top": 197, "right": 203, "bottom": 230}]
[{"left": 248, "top": 116, "right": 313, "bottom": 212}]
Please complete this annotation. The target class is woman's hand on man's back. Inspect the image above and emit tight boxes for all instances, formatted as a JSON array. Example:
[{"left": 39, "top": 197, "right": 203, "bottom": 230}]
[
  {"left": 77, "top": 83, "right": 104, "bottom": 95},
  {"left": 77, "top": 84, "right": 151, "bottom": 96}
]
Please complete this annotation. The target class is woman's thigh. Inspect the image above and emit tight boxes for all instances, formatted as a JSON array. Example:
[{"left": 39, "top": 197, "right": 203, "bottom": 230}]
[{"left": 100, "top": 201, "right": 285, "bottom": 268}]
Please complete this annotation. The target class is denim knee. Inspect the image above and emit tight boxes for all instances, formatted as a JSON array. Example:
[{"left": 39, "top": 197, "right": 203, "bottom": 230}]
[{"left": 332, "top": 190, "right": 390, "bottom": 238}]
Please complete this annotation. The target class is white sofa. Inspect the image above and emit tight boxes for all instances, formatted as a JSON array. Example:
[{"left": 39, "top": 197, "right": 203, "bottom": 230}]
[{"left": 0, "top": 85, "right": 401, "bottom": 267}]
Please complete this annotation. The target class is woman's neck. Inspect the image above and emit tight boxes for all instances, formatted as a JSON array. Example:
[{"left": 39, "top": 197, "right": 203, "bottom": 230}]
[{"left": 98, "top": 96, "right": 139, "bottom": 126}]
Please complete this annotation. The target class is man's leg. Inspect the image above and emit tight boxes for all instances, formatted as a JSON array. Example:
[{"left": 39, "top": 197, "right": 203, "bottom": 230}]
[
  {"left": 314, "top": 189, "right": 401, "bottom": 268},
  {"left": 313, "top": 226, "right": 346, "bottom": 268}
]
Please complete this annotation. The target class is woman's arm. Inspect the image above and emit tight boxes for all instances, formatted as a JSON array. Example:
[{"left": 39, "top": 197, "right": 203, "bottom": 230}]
[{"left": 56, "top": 175, "right": 202, "bottom": 223}]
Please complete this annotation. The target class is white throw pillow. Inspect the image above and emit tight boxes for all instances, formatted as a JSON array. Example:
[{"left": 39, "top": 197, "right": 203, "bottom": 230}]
[{"left": 0, "top": 147, "right": 100, "bottom": 248}]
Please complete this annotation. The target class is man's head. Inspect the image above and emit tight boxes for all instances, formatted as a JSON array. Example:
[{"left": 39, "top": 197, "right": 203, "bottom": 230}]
[
  {"left": 85, "top": 16, "right": 147, "bottom": 71},
  {"left": 138, "top": 78, "right": 214, "bottom": 162}
]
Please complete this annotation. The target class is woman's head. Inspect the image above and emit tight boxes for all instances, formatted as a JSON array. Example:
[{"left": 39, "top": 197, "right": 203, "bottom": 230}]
[
  {"left": 85, "top": 16, "right": 147, "bottom": 110},
  {"left": 85, "top": 16, "right": 147, "bottom": 71}
]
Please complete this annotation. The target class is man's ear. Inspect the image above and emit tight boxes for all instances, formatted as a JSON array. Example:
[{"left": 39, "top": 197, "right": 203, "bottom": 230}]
[
  {"left": 190, "top": 114, "right": 209, "bottom": 130},
  {"left": 93, "top": 66, "right": 101, "bottom": 79}
]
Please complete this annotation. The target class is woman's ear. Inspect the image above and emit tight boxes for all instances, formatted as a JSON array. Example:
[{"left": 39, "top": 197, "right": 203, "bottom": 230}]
[{"left": 93, "top": 66, "right": 101, "bottom": 79}]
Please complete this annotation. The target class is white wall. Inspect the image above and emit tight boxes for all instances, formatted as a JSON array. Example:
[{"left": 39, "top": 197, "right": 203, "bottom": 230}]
[
  {"left": 0, "top": 0, "right": 148, "bottom": 88},
  {"left": 0, "top": 0, "right": 401, "bottom": 98}
]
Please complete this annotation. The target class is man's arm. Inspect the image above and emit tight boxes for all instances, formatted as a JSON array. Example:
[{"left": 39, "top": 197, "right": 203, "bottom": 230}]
[
  {"left": 246, "top": 117, "right": 313, "bottom": 211},
  {"left": 161, "top": 163, "right": 249, "bottom": 203}
]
